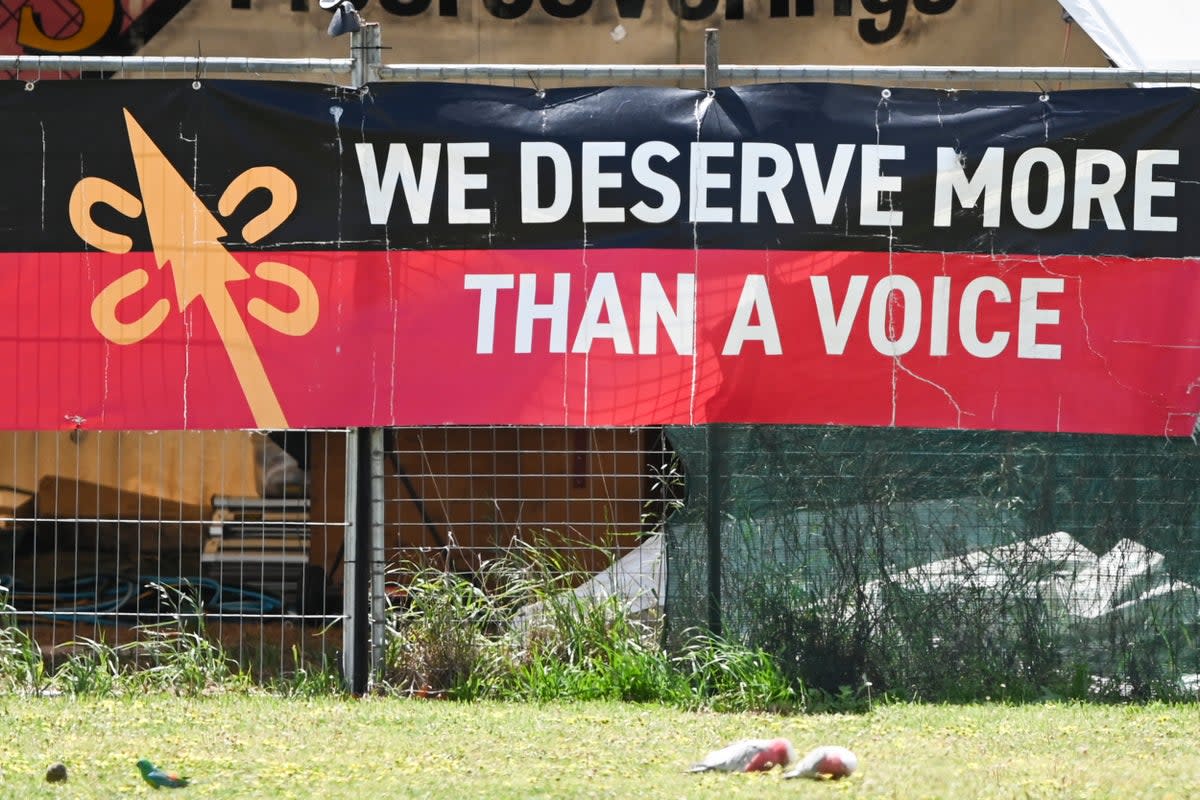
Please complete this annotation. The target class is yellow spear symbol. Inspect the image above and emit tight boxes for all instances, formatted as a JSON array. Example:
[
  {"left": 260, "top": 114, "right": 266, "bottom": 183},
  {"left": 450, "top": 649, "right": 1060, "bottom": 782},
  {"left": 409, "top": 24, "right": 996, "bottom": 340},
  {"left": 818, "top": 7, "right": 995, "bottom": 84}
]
[{"left": 121, "top": 109, "right": 288, "bottom": 428}]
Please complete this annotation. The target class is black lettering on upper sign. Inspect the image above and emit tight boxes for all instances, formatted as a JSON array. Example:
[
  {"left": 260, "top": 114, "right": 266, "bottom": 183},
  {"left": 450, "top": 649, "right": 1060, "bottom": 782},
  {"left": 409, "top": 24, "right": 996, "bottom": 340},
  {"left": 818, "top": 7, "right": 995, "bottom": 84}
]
[
  {"left": 668, "top": 0, "right": 720, "bottom": 21},
  {"left": 777, "top": 0, "right": 854, "bottom": 17},
  {"left": 542, "top": 0, "right": 593, "bottom": 17},
  {"left": 379, "top": 0, "right": 432, "bottom": 16},
  {"left": 482, "top": 0, "right": 534, "bottom": 18},
  {"left": 284, "top": 0, "right": 957, "bottom": 42},
  {"left": 859, "top": 0, "right": 905, "bottom": 44},
  {"left": 614, "top": 0, "right": 648, "bottom": 16}
]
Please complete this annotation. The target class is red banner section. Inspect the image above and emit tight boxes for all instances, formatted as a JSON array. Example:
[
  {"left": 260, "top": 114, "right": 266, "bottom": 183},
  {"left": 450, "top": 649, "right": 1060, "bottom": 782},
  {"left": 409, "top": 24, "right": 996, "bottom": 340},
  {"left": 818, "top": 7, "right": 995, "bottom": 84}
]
[{"left": 4, "top": 248, "right": 1197, "bottom": 434}]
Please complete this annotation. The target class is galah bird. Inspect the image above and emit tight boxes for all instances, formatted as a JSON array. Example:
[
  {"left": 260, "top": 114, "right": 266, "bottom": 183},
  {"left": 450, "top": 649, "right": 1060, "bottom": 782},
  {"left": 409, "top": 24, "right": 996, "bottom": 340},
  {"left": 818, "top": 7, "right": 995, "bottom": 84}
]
[
  {"left": 137, "top": 759, "right": 190, "bottom": 789},
  {"left": 687, "top": 738, "right": 797, "bottom": 773},
  {"left": 782, "top": 745, "right": 858, "bottom": 780}
]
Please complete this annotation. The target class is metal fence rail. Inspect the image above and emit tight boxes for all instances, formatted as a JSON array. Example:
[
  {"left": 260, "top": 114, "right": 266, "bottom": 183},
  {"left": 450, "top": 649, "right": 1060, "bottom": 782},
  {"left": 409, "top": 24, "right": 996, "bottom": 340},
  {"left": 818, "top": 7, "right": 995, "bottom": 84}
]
[
  {"left": 0, "top": 56, "right": 351, "bottom": 74},
  {"left": 4, "top": 55, "right": 1200, "bottom": 85},
  {"left": 6, "top": 26, "right": 1200, "bottom": 88},
  {"left": 373, "top": 63, "right": 1200, "bottom": 84}
]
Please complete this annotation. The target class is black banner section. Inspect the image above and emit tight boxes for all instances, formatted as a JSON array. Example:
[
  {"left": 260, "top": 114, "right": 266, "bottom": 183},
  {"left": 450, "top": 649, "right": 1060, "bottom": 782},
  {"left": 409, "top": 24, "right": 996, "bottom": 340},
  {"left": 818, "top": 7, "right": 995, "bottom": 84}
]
[{"left": 1, "top": 79, "right": 1198, "bottom": 257}]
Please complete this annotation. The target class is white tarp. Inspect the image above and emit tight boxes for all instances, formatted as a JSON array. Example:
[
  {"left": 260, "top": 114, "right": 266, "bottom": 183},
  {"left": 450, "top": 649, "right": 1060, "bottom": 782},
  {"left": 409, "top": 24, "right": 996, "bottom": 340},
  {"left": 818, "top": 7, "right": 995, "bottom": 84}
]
[
  {"left": 871, "top": 531, "right": 1199, "bottom": 622},
  {"left": 514, "top": 534, "right": 664, "bottom": 628},
  {"left": 1058, "top": 0, "right": 1200, "bottom": 72}
]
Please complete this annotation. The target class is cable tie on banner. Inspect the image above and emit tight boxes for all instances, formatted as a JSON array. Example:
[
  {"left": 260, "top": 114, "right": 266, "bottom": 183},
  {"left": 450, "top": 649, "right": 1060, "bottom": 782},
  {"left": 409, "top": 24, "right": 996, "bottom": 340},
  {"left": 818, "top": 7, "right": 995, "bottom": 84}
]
[
  {"left": 528, "top": 71, "right": 544, "bottom": 99},
  {"left": 14, "top": 55, "right": 31, "bottom": 90}
]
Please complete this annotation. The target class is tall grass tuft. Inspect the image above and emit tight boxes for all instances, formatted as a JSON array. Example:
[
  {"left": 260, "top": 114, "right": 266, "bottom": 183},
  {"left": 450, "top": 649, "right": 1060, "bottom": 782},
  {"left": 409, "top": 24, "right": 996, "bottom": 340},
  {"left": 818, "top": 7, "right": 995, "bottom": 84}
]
[
  {"left": 270, "top": 645, "right": 347, "bottom": 697},
  {"left": 0, "top": 619, "right": 48, "bottom": 694},
  {"left": 116, "top": 581, "right": 250, "bottom": 695},
  {"left": 0, "top": 581, "right": 254, "bottom": 698},
  {"left": 54, "top": 635, "right": 125, "bottom": 695},
  {"left": 379, "top": 537, "right": 809, "bottom": 711},
  {"left": 673, "top": 631, "right": 799, "bottom": 712},
  {"left": 500, "top": 592, "right": 687, "bottom": 704}
]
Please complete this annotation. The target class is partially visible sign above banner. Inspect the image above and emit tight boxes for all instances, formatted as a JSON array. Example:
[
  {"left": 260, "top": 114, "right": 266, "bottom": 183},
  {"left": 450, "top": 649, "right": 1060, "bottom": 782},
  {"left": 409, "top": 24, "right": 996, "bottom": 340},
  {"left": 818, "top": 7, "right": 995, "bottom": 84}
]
[
  {"left": 383, "top": 0, "right": 956, "bottom": 45},
  {"left": 2, "top": 79, "right": 1198, "bottom": 434},
  {"left": 130, "top": 0, "right": 1109, "bottom": 73},
  {"left": 0, "top": 0, "right": 186, "bottom": 73}
]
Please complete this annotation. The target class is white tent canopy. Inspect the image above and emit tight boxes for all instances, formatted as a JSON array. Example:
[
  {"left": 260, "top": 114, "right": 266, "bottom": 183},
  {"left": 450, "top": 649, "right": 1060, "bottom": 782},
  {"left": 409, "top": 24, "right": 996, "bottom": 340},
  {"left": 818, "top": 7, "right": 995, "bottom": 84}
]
[{"left": 1058, "top": 0, "right": 1200, "bottom": 73}]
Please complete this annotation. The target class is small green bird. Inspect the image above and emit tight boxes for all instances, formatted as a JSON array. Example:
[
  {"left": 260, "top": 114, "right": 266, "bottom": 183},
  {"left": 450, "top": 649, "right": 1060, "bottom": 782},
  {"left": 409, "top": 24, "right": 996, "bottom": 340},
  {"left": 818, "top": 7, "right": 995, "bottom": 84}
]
[{"left": 136, "top": 759, "right": 190, "bottom": 789}]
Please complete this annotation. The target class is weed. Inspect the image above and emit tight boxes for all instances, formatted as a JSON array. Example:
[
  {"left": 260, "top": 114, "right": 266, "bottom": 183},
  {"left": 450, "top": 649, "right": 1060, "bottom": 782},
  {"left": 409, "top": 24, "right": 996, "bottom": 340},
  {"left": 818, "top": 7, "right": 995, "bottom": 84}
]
[
  {"left": 0, "top": 622, "right": 48, "bottom": 694},
  {"left": 54, "top": 635, "right": 124, "bottom": 695},
  {"left": 270, "top": 645, "right": 346, "bottom": 697},
  {"left": 378, "top": 540, "right": 806, "bottom": 711},
  {"left": 672, "top": 630, "right": 798, "bottom": 712},
  {"left": 118, "top": 582, "right": 250, "bottom": 695}
]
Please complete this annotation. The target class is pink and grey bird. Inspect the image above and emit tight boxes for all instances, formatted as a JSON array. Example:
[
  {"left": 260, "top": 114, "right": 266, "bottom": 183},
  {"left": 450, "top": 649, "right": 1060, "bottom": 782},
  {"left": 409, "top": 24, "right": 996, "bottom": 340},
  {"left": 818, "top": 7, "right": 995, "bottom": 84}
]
[
  {"left": 686, "top": 738, "right": 797, "bottom": 773},
  {"left": 136, "top": 759, "right": 190, "bottom": 789},
  {"left": 782, "top": 745, "right": 858, "bottom": 780}
]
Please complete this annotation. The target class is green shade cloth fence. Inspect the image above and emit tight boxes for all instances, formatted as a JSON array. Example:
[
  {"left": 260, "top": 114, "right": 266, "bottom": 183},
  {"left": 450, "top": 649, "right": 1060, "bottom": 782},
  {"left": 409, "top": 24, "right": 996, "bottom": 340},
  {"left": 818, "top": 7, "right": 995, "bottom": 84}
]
[{"left": 664, "top": 425, "right": 1200, "bottom": 699}]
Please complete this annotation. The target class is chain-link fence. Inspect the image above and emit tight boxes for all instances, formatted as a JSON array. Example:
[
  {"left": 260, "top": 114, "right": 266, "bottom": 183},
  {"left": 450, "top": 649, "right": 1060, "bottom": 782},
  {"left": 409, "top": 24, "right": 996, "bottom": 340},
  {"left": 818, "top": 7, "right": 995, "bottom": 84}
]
[{"left": 664, "top": 425, "right": 1200, "bottom": 699}]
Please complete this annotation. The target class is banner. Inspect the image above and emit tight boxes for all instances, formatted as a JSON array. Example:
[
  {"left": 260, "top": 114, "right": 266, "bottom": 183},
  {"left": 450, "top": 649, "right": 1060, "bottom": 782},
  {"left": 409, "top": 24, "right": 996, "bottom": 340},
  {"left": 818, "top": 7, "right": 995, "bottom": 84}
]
[{"left": 3, "top": 79, "right": 1200, "bottom": 433}]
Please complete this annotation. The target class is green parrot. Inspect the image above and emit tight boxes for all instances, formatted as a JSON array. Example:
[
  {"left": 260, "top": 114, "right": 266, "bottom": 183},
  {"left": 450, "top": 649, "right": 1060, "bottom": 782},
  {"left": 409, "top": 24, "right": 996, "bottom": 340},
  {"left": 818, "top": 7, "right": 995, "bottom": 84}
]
[{"left": 136, "top": 759, "right": 190, "bottom": 789}]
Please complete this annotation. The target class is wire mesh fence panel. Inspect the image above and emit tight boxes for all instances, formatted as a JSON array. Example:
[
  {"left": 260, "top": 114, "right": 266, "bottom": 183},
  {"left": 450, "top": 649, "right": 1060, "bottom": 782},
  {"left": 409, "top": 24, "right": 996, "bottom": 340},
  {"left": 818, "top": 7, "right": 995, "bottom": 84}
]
[
  {"left": 372, "top": 425, "right": 681, "bottom": 695},
  {"left": 663, "top": 425, "right": 1200, "bottom": 701},
  {"left": 0, "top": 429, "right": 350, "bottom": 684},
  {"left": 379, "top": 426, "right": 676, "bottom": 571}
]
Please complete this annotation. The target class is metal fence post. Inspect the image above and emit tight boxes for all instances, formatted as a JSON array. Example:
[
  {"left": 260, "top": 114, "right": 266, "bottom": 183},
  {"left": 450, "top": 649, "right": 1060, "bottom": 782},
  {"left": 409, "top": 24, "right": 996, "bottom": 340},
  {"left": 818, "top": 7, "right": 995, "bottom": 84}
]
[
  {"left": 702, "top": 28, "right": 723, "bottom": 638},
  {"left": 351, "top": 22, "right": 383, "bottom": 89},
  {"left": 704, "top": 27, "right": 719, "bottom": 91},
  {"left": 342, "top": 22, "right": 387, "bottom": 696},
  {"left": 341, "top": 429, "right": 365, "bottom": 692},
  {"left": 705, "top": 426, "right": 724, "bottom": 638},
  {"left": 368, "top": 427, "right": 387, "bottom": 687}
]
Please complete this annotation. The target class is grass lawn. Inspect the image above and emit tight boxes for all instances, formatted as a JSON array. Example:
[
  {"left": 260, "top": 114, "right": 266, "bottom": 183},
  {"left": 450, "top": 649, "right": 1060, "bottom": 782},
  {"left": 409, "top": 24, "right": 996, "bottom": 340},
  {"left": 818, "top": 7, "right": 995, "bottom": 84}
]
[{"left": 1, "top": 695, "right": 1198, "bottom": 799}]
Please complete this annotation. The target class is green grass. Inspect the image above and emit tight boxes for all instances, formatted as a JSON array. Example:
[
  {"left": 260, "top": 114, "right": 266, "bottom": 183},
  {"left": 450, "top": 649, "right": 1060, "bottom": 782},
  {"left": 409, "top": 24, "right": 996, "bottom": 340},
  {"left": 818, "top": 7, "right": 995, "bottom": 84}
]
[
  {"left": 1, "top": 548, "right": 1198, "bottom": 798},
  {"left": 1, "top": 696, "right": 1198, "bottom": 799}
]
